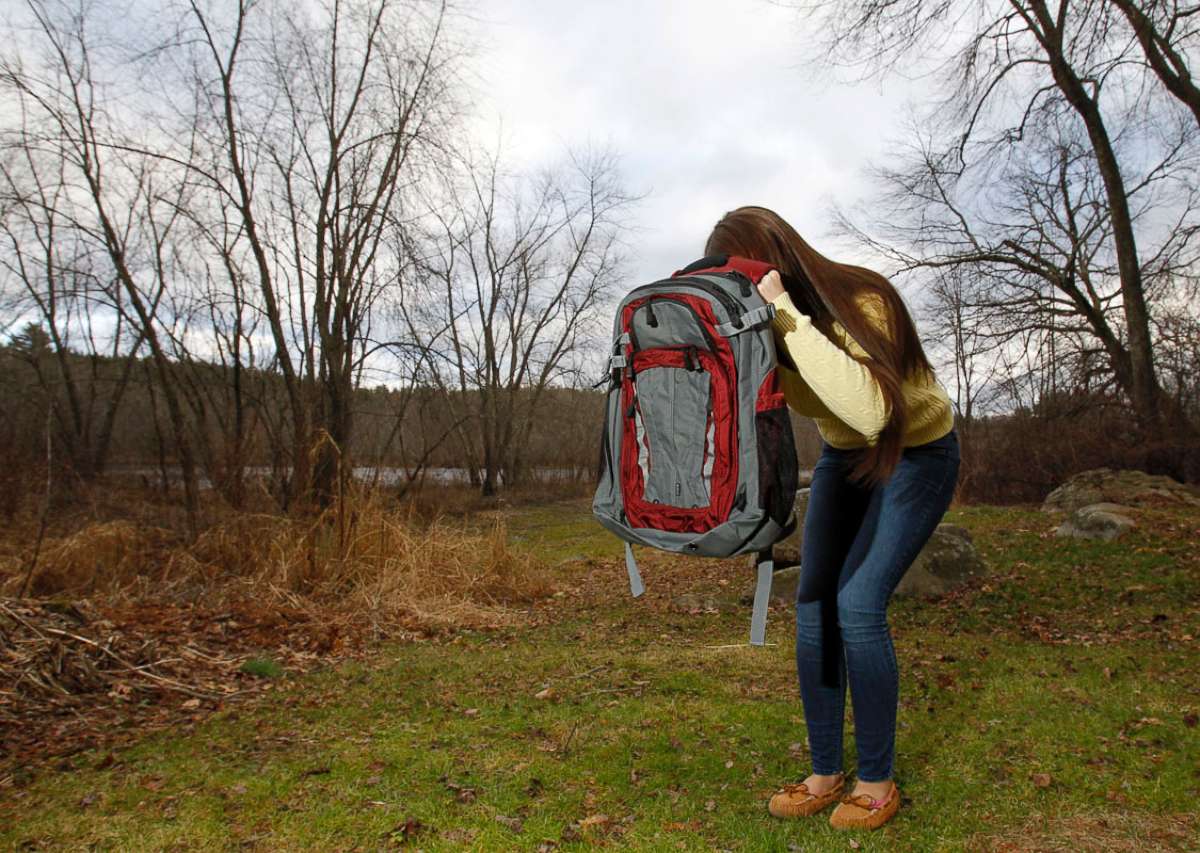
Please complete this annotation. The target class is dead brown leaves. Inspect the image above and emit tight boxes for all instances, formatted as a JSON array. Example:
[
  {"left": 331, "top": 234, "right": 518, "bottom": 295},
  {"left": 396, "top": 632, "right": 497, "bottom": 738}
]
[
  {"left": 982, "top": 809, "right": 1198, "bottom": 852},
  {"left": 0, "top": 595, "right": 387, "bottom": 773}
]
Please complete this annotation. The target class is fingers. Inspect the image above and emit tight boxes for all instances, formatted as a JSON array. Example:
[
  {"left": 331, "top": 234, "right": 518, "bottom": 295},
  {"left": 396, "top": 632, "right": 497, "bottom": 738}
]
[{"left": 756, "top": 269, "right": 785, "bottom": 301}]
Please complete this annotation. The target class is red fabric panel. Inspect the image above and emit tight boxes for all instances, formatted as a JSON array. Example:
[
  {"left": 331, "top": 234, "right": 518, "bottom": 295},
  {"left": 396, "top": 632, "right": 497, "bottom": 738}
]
[
  {"left": 617, "top": 294, "right": 739, "bottom": 533},
  {"left": 672, "top": 254, "right": 775, "bottom": 284},
  {"left": 756, "top": 367, "right": 785, "bottom": 412}
]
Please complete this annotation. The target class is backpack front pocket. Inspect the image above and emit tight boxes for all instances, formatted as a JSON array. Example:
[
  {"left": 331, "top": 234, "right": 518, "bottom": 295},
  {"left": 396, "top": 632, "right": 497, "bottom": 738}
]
[
  {"left": 637, "top": 361, "right": 712, "bottom": 508},
  {"left": 619, "top": 343, "right": 737, "bottom": 533}
]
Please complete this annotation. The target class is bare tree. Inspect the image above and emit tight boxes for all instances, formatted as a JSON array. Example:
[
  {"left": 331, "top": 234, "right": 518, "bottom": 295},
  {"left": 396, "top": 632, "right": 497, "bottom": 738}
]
[
  {"left": 0, "top": 145, "right": 145, "bottom": 482},
  {"left": 799, "top": 0, "right": 1200, "bottom": 435},
  {"left": 178, "top": 0, "right": 461, "bottom": 506},
  {"left": 1, "top": 0, "right": 203, "bottom": 531},
  {"left": 1109, "top": 0, "right": 1200, "bottom": 128},
  {"left": 408, "top": 148, "right": 634, "bottom": 496}
]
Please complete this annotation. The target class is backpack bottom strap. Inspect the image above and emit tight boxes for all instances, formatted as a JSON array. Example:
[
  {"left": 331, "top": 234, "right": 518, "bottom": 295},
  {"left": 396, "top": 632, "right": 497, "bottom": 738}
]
[
  {"left": 625, "top": 541, "right": 645, "bottom": 598},
  {"left": 749, "top": 549, "right": 774, "bottom": 646}
]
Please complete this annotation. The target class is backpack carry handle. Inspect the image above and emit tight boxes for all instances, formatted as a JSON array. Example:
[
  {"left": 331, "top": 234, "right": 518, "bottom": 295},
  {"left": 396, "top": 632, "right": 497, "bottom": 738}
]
[{"left": 673, "top": 254, "right": 776, "bottom": 284}]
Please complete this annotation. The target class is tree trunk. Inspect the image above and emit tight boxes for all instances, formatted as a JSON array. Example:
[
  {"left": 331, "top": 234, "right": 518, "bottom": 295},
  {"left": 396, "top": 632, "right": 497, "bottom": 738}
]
[{"left": 1020, "top": 0, "right": 1162, "bottom": 431}]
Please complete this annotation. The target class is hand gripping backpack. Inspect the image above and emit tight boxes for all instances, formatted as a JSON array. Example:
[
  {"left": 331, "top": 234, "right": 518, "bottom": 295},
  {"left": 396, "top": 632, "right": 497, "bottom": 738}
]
[{"left": 592, "top": 254, "right": 800, "bottom": 644}]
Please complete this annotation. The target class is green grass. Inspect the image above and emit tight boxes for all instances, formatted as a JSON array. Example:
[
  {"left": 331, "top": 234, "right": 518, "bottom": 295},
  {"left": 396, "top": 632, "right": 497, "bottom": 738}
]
[{"left": 3, "top": 500, "right": 1198, "bottom": 851}]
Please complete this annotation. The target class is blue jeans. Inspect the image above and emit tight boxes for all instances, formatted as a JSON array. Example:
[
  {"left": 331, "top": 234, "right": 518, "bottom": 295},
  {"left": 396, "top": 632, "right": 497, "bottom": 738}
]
[{"left": 794, "top": 428, "right": 960, "bottom": 782}]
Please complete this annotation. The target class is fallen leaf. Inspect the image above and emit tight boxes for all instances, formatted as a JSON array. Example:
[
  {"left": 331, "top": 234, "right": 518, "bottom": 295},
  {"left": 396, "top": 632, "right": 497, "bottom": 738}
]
[
  {"left": 463, "top": 708, "right": 480, "bottom": 717},
  {"left": 704, "top": 799, "right": 716, "bottom": 812},
  {"left": 495, "top": 814, "right": 524, "bottom": 832},
  {"left": 579, "top": 813, "right": 610, "bottom": 830},
  {"left": 534, "top": 687, "right": 556, "bottom": 701},
  {"left": 850, "top": 840, "right": 862, "bottom": 850},
  {"left": 385, "top": 818, "right": 426, "bottom": 843},
  {"left": 1030, "top": 772, "right": 1052, "bottom": 788}
]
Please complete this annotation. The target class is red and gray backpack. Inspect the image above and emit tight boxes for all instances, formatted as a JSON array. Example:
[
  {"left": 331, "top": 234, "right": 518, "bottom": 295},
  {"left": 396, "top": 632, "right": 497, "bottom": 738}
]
[{"left": 592, "top": 254, "right": 800, "bottom": 644}]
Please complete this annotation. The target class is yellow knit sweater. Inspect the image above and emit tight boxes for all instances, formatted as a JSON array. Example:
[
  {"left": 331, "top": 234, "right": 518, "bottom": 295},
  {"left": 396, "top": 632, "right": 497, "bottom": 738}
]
[{"left": 768, "top": 290, "right": 954, "bottom": 449}]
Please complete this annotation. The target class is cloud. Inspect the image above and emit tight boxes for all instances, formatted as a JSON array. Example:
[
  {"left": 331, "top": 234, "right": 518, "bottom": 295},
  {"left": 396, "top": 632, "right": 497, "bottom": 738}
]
[{"left": 466, "top": 0, "right": 924, "bottom": 286}]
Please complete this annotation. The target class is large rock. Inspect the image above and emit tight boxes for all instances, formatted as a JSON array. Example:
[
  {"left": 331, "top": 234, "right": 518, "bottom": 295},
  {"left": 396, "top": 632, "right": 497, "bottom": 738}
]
[
  {"left": 1042, "top": 468, "right": 1200, "bottom": 514},
  {"left": 746, "top": 522, "right": 986, "bottom": 604},
  {"left": 1054, "top": 502, "right": 1136, "bottom": 541},
  {"left": 894, "top": 524, "right": 987, "bottom": 598},
  {"left": 739, "top": 565, "right": 802, "bottom": 608}
]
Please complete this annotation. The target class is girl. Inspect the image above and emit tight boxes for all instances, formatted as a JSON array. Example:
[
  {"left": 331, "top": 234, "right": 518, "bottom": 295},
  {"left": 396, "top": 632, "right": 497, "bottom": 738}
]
[{"left": 704, "top": 206, "right": 960, "bottom": 831}]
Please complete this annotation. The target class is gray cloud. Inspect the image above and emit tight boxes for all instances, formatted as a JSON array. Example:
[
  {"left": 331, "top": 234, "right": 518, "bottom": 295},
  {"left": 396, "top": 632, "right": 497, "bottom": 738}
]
[{"left": 469, "top": 0, "right": 924, "bottom": 285}]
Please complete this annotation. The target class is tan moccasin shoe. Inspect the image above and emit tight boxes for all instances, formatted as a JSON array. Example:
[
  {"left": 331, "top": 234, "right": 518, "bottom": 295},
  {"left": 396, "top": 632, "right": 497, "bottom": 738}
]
[
  {"left": 767, "top": 773, "right": 845, "bottom": 818},
  {"left": 828, "top": 782, "right": 900, "bottom": 830}
]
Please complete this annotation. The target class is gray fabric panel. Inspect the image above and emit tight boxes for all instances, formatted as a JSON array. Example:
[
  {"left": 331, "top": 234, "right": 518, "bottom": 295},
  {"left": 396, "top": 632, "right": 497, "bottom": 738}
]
[
  {"left": 591, "top": 388, "right": 623, "bottom": 519},
  {"left": 593, "top": 507, "right": 785, "bottom": 558},
  {"left": 637, "top": 366, "right": 711, "bottom": 508},
  {"left": 630, "top": 301, "right": 714, "bottom": 351}
]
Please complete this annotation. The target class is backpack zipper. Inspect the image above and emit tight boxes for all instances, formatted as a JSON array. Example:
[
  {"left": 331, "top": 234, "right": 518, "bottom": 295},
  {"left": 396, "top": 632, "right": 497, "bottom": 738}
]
[{"left": 625, "top": 275, "right": 744, "bottom": 326}]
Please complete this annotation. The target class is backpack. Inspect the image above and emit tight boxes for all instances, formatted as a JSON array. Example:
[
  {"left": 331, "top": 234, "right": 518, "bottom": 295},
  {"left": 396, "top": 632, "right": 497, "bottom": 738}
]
[{"left": 592, "top": 254, "right": 800, "bottom": 645}]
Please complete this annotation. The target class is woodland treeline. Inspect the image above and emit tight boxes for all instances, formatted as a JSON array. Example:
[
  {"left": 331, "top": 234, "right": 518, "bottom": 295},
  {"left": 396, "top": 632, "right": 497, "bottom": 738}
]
[
  {"left": 0, "top": 0, "right": 632, "bottom": 530},
  {"left": 2, "top": 0, "right": 1200, "bottom": 528},
  {"left": 0, "top": 334, "right": 605, "bottom": 515}
]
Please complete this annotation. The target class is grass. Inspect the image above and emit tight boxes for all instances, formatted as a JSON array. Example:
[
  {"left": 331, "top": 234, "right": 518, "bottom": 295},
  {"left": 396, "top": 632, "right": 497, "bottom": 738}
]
[{"left": 2, "top": 500, "right": 1198, "bottom": 850}]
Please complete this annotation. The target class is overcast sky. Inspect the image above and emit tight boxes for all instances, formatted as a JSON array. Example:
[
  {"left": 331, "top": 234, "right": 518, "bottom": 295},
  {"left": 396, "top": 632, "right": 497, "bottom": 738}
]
[{"left": 466, "top": 0, "right": 923, "bottom": 289}]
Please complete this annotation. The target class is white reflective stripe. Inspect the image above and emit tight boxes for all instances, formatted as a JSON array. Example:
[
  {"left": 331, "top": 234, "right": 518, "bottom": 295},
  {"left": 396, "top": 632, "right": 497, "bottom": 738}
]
[
  {"left": 634, "top": 402, "right": 650, "bottom": 484},
  {"left": 702, "top": 415, "right": 714, "bottom": 498}
]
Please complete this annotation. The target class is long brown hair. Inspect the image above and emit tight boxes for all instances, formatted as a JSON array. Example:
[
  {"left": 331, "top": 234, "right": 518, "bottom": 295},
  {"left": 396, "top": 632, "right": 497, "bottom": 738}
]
[{"left": 704, "top": 205, "right": 933, "bottom": 485}]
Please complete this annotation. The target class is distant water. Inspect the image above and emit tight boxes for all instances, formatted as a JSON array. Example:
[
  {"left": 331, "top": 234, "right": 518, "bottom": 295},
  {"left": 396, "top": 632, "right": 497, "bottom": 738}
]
[{"left": 111, "top": 465, "right": 588, "bottom": 490}]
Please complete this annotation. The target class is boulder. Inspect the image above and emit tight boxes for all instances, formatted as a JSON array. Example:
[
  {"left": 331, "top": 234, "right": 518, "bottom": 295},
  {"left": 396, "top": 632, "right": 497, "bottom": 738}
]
[
  {"left": 1042, "top": 468, "right": 1200, "bottom": 514},
  {"left": 738, "top": 565, "right": 802, "bottom": 608},
  {"left": 894, "top": 523, "right": 987, "bottom": 598},
  {"left": 744, "top": 522, "right": 986, "bottom": 604},
  {"left": 1054, "top": 503, "right": 1136, "bottom": 541}
]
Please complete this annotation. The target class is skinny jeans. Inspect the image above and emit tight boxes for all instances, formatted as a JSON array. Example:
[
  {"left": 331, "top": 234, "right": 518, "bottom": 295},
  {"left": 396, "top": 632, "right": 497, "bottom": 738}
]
[{"left": 794, "top": 428, "right": 960, "bottom": 782}]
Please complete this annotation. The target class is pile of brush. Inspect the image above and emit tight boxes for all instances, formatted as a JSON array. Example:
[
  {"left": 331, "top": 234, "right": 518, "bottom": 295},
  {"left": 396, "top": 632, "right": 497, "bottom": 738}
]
[
  {"left": 0, "top": 598, "right": 239, "bottom": 717},
  {"left": 0, "top": 497, "right": 559, "bottom": 767}
]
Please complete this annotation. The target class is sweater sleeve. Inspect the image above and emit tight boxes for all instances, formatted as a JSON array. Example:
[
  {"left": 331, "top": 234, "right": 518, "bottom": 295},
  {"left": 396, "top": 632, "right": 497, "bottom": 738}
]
[
  {"left": 778, "top": 364, "right": 838, "bottom": 419},
  {"left": 768, "top": 290, "right": 891, "bottom": 443}
]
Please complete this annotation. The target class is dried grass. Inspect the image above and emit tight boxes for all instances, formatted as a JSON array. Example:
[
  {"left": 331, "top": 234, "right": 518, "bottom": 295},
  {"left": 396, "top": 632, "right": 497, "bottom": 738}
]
[{"left": 0, "top": 491, "right": 555, "bottom": 633}]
